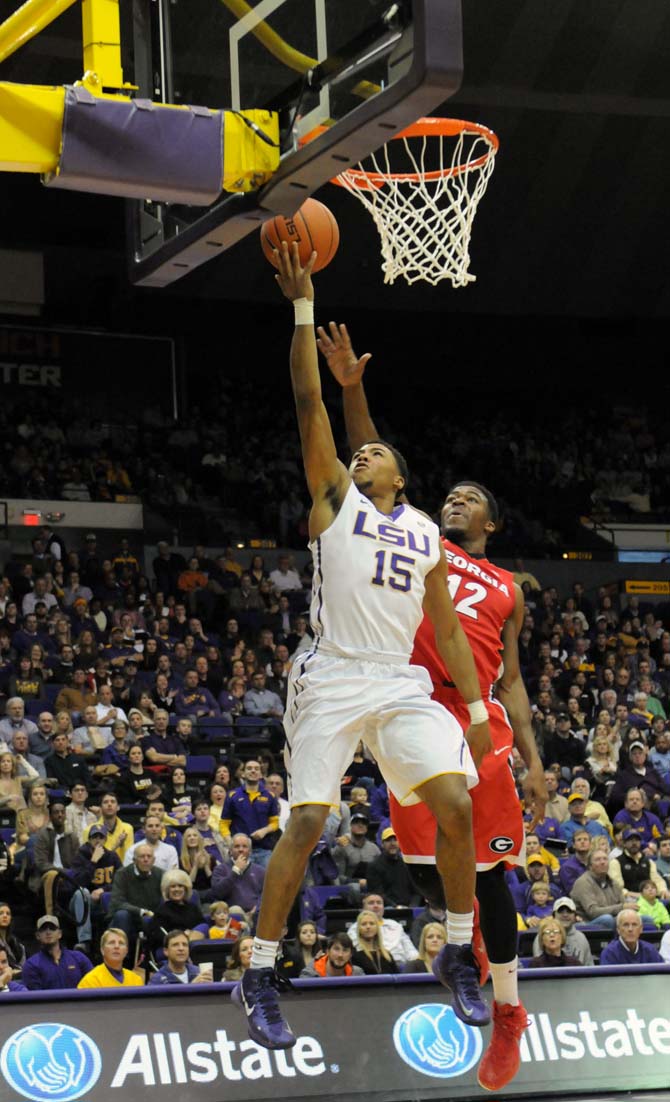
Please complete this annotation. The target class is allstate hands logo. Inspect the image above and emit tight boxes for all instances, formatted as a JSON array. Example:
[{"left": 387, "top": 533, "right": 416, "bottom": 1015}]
[
  {"left": 1, "top": 1024, "right": 102, "bottom": 1102},
  {"left": 393, "top": 1003, "right": 483, "bottom": 1079}
]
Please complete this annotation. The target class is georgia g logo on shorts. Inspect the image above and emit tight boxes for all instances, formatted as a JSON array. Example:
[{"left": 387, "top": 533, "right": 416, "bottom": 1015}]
[
  {"left": 393, "top": 1004, "right": 482, "bottom": 1078},
  {"left": 489, "top": 835, "right": 514, "bottom": 854},
  {"left": 1, "top": 1023, "right": 102, "bottom": 1102}
]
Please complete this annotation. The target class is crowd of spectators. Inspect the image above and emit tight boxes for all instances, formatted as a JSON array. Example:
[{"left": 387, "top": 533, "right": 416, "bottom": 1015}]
[
  {"left": 2, "top": 389, "right": 670, "bottom": 551},
  {"left": 0, "top": 525, "right": 669, "bottom": 996}
]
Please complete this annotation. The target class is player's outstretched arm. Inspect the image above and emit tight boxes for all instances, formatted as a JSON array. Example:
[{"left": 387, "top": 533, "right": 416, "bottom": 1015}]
[
  {"left": 497, "top": 585, "right": 548, "bottom": 829},
  {"left": 423, "top": 548, "right": 493, "bottom": 768},
  {"left": 317, "top": 321, "right": 377, "bottom": 453},
  {"left": 275, "top": 243, "right": 349, "bottom": 535}
]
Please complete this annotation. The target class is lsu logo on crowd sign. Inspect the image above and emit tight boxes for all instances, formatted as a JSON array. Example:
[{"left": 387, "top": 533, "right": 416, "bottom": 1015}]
[
  {"left": 393, "top": 1004, "right": 482, "bottom": 1079},
  {"left": 0, "top": 1023, "right": 102, "bottom": 1102}
]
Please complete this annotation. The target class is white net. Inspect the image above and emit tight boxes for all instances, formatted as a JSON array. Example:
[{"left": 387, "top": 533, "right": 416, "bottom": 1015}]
[{"left": 336, "top": 119, "right": 498, "bottom": 288}]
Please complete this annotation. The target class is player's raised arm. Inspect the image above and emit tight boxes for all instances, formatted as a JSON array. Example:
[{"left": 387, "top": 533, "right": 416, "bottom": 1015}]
[
  {"left": 317, "top": 321, "right": 377, "bottom": 452},
  {"left": 423, "top": 546, "right": 493, "bottom": 767},
  {"left": 497, "top": 585, "right": 548, "bottom": 828},
  {"left": 275, "top": 243, "right": 349, "bottom": 536}
]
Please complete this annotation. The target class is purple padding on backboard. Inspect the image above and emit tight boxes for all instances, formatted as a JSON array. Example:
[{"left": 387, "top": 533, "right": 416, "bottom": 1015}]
[{"left": 43, "top": 86, "right": 223, "bottom": 205}]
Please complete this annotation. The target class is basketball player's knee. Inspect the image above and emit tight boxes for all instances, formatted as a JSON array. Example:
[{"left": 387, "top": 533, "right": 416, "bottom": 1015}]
[
  {"left": 436, "top": 786, "right": 472, "bottom": 837},
  {"left": 286, "top": 805, "right": 328, "bottom": 851}
]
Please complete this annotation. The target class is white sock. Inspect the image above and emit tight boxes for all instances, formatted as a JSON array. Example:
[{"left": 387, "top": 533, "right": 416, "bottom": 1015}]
[
  {"left": 251, "top": 937, "right": 278, "bottom": 970},
  {"left": 446, "top": 909, "right": 474, "bottom": 945},
  {"left": 490, "top": 959, "right": 519, "bottom": 1006}
]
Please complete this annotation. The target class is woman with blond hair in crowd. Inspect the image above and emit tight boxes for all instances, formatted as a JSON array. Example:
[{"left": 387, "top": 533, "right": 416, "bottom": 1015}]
[
  {"left": 15, "top": 782, "right": 49, "bottom": 847},
  {"left": 528, "top": 916, "right": 582, "bottom": 968},
  {"left": 402, "top": 923, "right": 447, "bottom": 974},
  {"left": 224, "top": 935, "right": 254, "bottom": 982},
  {"left": 147, "top": 869, "right": 206, "bottom": 953},
  {"left": 180, "top": 826, "right": 214, "bottom": 896},
  {"left": 54, "top": 710, "right": 74, "bottom": 740},
  {"left": 0, "top": 753, "right": 26, "bottom": 811},
  {"left": 351, "top": 910, "right": 398, "bottom": 975}
]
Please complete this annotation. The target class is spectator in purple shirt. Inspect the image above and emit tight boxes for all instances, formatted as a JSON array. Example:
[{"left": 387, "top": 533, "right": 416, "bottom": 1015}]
[
  {"left": 558, "top": 828, "right": 592, "bottom": 895},
  {"left": 211, "top": 833, "right": 265, "bottom": 916},
  {"left": 143, "top": 710, "right": 187, "bottom": 768},
  {"left": 174, "top": 669, "right": 220, "bottom": 718},
  {"left": 599, "top": 909, "right": 664, "bottom": 966}
]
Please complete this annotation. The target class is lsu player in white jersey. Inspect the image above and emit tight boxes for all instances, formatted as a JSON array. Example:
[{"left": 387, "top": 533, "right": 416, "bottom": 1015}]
[{"left": 232, "top": 243, "right": 493, "bottom": 1050}]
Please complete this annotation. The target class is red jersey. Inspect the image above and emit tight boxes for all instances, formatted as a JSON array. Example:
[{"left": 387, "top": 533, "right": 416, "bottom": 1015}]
[{"left": 412, "top": 539, "right": 516, "bottom": 698}]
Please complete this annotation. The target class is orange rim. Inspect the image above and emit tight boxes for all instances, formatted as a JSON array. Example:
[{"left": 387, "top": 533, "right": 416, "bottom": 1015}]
[{"left": 332, "top": 116, "right": 499, "bottom": 189}]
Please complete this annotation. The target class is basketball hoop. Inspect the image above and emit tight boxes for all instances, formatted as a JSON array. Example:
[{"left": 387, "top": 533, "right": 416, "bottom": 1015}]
[{"left": 334, "top": 117, "right": 499, "bottom": 288}]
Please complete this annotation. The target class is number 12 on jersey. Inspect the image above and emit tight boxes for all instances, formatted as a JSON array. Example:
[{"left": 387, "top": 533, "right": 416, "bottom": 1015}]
[
  {"left": 372, "top": 550, "right": 414, "bottom": 592},
  {"left": 447, "top": 574, "right": 486, "bottom": 619}
]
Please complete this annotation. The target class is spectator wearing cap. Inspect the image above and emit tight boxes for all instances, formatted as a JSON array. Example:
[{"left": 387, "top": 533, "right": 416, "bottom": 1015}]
[
  {"left": 558, "top": 828, "right": 593, "bottom": 895},
  {"left": 571, "top": 849, "right": 625, "bottom": 930},
  {"left": 54, "top": 668, "right": 98, "bottom": 716},
  {"left": 83, "top": 793, "right": 134, "bottom": 861},
  {"left": 599, "top": 909, "right": 664, "bottom": 966},
  {"left": 608, "top": 828, "right": 669, "bottom": 904},
  {"left": 21, "top": 916, "right": 92, "bottom": 990},
  {"left": 77, "top": 927, "right": 143, "bottom": 988},
  {"left": 532, "top": 897, "right": 593, "bottom": 965},
  {"left": 366, "top": 829, "right": 422, "bottom": 909},
  {"left": 559, "top": 794, "right": 610, "bottom": 846},
  {"left": 610, "top": 741, "right": 670, "bottom": 816},
  {"left": 69, "top": 822, "right": 122, "bottom": 899},
  {"left": 613, "top": 787, "right": 664, "bottom": 849},
  {"left": 542, "top": 713, "right": 586, "bottom": 780},
  {"left": 521, "top": 857, "right": 561, "bottom": 905},
  {"left": 569, "top": 776, "right": 612, "bottom": 834},
  {"left": 332, "top": 810, "right": 381, "bottom": 899},
  {"left": 524, "top": 831, "right": 560, "bottom": 876}
]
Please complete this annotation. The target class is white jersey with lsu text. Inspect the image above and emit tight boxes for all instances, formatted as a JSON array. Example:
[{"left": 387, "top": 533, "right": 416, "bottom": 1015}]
[{"left": 308, "top": 480, "right": 441, "bottom": 661}]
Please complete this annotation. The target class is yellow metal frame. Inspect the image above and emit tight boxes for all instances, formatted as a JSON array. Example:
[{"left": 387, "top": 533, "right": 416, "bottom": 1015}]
[{"left": 0, "top": 0, "right": 279, "bottom": 189}]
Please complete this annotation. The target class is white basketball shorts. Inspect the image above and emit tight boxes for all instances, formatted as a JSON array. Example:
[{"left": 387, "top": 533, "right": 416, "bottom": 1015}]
[{"left": 284, "top": 649, "right": 477, "bottom": 808}]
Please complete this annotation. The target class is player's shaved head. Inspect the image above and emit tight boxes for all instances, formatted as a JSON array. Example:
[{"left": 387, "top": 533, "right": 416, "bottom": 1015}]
[{"left": 446, "top": 480, "right": 499, "bottom": 524}]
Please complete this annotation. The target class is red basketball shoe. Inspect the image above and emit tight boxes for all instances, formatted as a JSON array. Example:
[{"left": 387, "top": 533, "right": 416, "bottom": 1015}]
[{"left": 477, "top": 1000, "right": 529, "bottom": 1092}]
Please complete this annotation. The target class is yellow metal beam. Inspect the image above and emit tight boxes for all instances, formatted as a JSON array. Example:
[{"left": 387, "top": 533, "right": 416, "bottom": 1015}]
[
  {"left": 0, "top": 0, "right": 78, "bottom": 67},
  {"left": 81, "top": 0, "right": 123, "bottom": 89},
  {"left": 0, "top": 81, "right": 64, "bottom": 172}
]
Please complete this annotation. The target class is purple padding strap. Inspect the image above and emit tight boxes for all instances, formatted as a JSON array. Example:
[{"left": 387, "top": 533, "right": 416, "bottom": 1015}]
[{"left": 43, "top": 85, "right": 224, "bottom": 205}]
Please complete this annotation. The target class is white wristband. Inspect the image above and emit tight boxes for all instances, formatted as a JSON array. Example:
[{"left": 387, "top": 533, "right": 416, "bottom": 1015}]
[
  {"left": 468, "top": 700, "right": 488, "bottom": 725},
  {"left": 293, "top": 297, "right": 314, "bottom": 326}
]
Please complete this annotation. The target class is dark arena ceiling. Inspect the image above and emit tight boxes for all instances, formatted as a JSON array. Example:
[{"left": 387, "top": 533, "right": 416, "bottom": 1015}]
[{"left": 0, "top": 0, "right": 669, "bottom": 324}]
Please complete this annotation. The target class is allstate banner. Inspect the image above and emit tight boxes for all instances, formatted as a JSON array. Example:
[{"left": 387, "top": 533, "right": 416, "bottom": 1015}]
[{"left": 1, "top": 971, "right": 669, "bottom": 1102}]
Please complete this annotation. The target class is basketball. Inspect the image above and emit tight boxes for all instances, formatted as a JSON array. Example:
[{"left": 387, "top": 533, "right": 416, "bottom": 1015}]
[{"left": 261, "top": 197, "right": 340, "bottom": 272}]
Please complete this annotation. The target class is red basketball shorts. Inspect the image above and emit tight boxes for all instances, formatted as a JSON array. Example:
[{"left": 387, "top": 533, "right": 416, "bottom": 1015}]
[{"left": 389, "top": 693, "right": 524, "bottom": 871}]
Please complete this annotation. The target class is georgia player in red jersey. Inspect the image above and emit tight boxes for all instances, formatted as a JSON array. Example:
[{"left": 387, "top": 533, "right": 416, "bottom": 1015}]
[{"left": 317, "top": 322, "right": 548, "bottom": 1093}]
